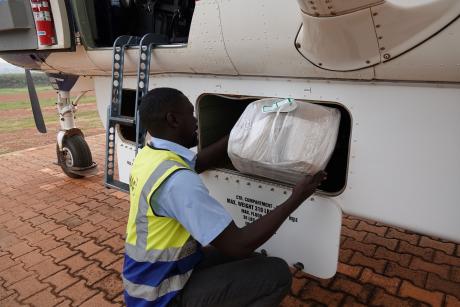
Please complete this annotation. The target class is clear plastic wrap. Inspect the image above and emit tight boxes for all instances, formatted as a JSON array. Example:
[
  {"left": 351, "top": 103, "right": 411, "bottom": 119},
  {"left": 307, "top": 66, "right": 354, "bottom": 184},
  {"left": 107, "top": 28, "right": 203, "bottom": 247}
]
[{"left": 228, "top": 98, "right": 341, "bottom": 184}]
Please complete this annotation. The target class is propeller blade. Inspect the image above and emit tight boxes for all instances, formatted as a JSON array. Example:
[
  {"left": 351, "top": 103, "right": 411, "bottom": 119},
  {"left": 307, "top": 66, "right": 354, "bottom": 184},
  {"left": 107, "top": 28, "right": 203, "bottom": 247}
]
[{"left": 25, "top": 69, "right": 47, "bottom": 133}]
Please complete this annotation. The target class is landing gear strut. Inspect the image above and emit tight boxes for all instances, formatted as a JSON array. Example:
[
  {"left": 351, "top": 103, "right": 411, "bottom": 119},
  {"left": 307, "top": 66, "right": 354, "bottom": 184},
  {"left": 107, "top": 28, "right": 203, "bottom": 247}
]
[{"left": 49, "top": 74, "right": 97, "bottom": 179}]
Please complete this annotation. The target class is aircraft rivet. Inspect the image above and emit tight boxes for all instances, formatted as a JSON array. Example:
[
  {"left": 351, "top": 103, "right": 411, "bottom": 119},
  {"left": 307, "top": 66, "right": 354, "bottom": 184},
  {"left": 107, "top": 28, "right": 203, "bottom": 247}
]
[
  {"left": 376, "top": 24, "right": 381, "bottom": 28},
  {"left": 247, "top": 182, "right": 251, "bottom": 186},
  {"left": 373, "top": 12, "right": 378, "bottom": 16},
  {"left": 311, "top": 197, "right": 315, "bottom": 201},
  {"left": 270, "top": 188, "right": 274, "bottom": 191},
  {"left": 318, "top": 63, "right": 323, "bottom": 66},
  {"left": 383, "top": 53, "right": 391, "bottom": 60},
  {"left": 225, "top": 177, "right": 229, "bottom": 180},
  {"left": 258, "top": 185, "right": 262, "bottom": 189},
  {"left": 283, "top": 191, "right": 287, "bottom": 195},
  {"left": 366, "top": 60, "right": 371, "bottom": 64},
  {"left": 214, "top": 175, "right": 218, "bottom": 178},
  {"left": 295, "top": 42, "right": 301, "bottom": 49},
  {"left": 236, "top": 180, "right": 240, "bottom": 183}
]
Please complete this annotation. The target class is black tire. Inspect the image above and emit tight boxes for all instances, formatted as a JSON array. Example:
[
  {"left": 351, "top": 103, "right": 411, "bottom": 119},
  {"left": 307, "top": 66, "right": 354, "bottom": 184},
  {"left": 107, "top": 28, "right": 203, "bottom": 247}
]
[{"left": 57, "top": 135, "right": 93, "bottom": 179}]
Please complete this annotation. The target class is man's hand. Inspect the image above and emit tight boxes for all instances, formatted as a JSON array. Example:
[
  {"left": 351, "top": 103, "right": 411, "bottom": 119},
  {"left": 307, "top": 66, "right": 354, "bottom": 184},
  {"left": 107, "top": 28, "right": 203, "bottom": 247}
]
[{"left": 290, "top": 171, "right": 327, "bottom": 203}]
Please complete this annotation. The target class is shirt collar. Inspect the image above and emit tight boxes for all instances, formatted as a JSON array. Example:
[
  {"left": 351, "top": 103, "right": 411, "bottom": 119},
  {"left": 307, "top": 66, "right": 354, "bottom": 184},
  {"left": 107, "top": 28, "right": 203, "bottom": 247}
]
[{"left": 150, "top": 137, "right": 197, "bottom": 166}]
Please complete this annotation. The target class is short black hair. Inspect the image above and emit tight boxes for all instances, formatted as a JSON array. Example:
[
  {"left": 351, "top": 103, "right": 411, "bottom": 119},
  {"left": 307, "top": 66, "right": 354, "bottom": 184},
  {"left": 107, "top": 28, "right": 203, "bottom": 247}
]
[{"left": 139, "top": 87, "right": 188, "bottom": 134}]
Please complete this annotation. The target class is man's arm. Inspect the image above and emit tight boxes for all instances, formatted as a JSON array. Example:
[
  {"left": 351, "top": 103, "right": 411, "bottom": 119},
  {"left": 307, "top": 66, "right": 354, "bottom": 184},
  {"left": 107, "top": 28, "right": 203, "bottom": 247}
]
[
  {"left": 195, "top": 135, "right": 229, "bottom": 173},
  {"left": 210, "top": 172, "right": 326, "bottom": 258}
]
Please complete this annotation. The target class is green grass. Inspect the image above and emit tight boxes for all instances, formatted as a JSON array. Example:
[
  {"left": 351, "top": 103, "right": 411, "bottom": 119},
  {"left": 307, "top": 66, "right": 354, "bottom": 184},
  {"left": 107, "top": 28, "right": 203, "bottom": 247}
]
[
  {"left": 0, "top": 86, "right": 52, "bottom": 94},
  {"left": 0, "top": 95, "right": 96, "bottom": 110},
  {"left": 0, "top": 109, "right": 102, "bottom": 132}
]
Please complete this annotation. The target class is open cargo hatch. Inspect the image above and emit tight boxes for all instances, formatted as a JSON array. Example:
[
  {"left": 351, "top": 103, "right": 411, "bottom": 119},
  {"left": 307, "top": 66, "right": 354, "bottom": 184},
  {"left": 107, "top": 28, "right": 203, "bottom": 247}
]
[{"left": 197, "top": 94, "right": 352, "bottom": 196}]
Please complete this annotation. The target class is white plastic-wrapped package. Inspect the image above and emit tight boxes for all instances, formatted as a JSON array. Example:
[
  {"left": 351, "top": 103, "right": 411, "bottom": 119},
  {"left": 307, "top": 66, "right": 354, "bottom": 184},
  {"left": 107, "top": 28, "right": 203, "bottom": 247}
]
[{"left": 228, "top": 98, "right": 341, "bottom": 184}]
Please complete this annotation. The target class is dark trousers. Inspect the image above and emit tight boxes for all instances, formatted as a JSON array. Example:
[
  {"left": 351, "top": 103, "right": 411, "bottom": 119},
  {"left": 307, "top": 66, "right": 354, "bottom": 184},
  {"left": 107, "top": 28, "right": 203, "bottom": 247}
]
[{"left": 169, "top": 249, "right": 292, "bottom": 307}]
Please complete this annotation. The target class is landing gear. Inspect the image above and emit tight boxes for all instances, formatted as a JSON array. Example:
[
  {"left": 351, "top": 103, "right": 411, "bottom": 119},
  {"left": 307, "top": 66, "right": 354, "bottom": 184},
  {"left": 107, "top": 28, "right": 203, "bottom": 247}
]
[
  {"left": 57, "top": 134, "right": 95, "bottom": 179},
  {"left": 49, "top": 75, "right": 98, "bottom": 179}
]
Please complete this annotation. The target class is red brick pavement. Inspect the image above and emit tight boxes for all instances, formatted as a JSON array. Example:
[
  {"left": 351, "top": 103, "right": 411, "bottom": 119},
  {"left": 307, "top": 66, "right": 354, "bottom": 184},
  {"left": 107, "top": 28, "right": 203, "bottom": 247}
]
[{"left": 0, "top": 134, "right": 459, "bottom": 307}]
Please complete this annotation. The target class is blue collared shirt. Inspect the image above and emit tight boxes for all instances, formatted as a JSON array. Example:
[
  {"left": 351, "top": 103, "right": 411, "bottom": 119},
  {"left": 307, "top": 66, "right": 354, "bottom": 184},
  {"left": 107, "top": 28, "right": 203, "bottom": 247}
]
[{"left": 150, "top": 137, "right": 233, "bottom": 246}]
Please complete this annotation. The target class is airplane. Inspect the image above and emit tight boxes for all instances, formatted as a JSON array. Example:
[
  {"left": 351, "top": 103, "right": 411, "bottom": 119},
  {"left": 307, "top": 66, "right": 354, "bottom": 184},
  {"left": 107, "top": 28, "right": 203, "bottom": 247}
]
[{"left": 0, "top": 0, "right": 459, "bottom": 278}]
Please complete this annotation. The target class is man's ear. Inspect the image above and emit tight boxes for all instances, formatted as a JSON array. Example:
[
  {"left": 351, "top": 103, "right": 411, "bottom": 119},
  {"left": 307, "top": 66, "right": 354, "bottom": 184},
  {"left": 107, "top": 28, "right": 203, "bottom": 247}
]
[{"left": 165, "top": 112, "right": 180, "bottom": 128}]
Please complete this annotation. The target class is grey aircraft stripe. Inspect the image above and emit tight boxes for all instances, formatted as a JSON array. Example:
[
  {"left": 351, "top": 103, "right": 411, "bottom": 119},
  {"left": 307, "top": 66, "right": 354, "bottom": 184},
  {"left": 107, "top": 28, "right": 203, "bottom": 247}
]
[
  {"left": 125, "top": 237, "right": 198, "bottom": 262},
  {"left": 123, "top": 270, "right": 192, "bottom": 301},
  {"left": 135, "top": 160, "right": 187, "bottom": 251}
]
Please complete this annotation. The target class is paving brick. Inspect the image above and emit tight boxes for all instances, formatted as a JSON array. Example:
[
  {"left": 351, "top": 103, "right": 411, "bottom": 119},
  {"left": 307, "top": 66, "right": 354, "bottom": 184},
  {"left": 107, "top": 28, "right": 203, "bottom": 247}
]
[
  {"left": 93, "top": 273, "right": 124, "bottom": 300},
  {"left": 432, "top": 250, "right": 460, "bottom": 267},
  {"left": 87, "top": 228, "right": 116, "bottom": 244},
  {"left": 60, "top": 232, "right": 91, "bottom": 248},
  {"left": 60, "top": 216, "right": 85, "bottom": 229},
  {"left": 45, "top": 245, "right": 78, "bottom": 263},
  {"left": 11, "top": 223, "right": 36, "bottom": 237},
  {"left": 23, "top": 287, "right": 66, "bottom": 306},
  {"left": 342, "top": 215, "right": 359, "bottom": 229},
  {"left": 399, "top": 280, "right": 444, "bottom": 307},
  {"left": 349, "top": 252, "right": 386, "bottom": 274},
  {"left": 0, "top": 281, "right": 16, "bottom": 300},
  {"left": 40, "top": 206, "right": 61, "bottom": 218},
  {"left": 1, "top": 264, "right": 34, "bottom": 286},
  {"left": 101, "top": 235, "right": 124, "bottom": 253},
  {"left": 452, "top": 266, "right": 460, "bottom": 283},
  {"left": 8, "top": 241, "right": 37, "bottom": 259},
  {"left": 33, "top": 236, "right": 66, "bottom": 252},
  {"left": 90, "top": 248, "right": 120, "bottom": 268},
  {"left": 336, "top": 262, "right": 361, "bottom": 279},
  {"left": 339, "top": 248, "right": 353, "bottom": 263},
  {"left": 29, "top": 258, "right": 65, "bottom": 280},
  {"left": 86, "top": 212, "right": 108, "bottom": 224},
  {"left": 291, "top": 277, "right": 308, "bottom": 296},
  {"left": 341, "top": 226, "right": 366, "bottom": 241},
  {"left": 331, "top": 276, "right": 372, "bottom": 303},
  {"left": 398, "top": 240, "right": 434, "bottom": 261},
  {"left": 59, "top": 280, "right": 98, "bottom": 305},
  {"left": 419, "top": 236, "right": 456, "bottom": 255},
  {"left": 27, "top": 215, "right": 50, "bottom": 227},
  {"left": 446, "top": 295, "right": 460, "bottom": 307},
  {"left": 8, "top": 275, "right": 48, "bottom": 301},
  {"left": 342, "top": 238, "right": 376, "bottom": 257},
  {"left": 74, "top": 222, "right": 102, "bottom": 236},
  {"left": 374, "top": 246, "right": 411, "bottom": 267},
  {"left": 410, "top": 257, "right": 450, "bottom": 279},
  {"left": 384, "top": 262, "right": 427, "bottom": 288},
  {"left": 48, "top": 226, "right": 75, "bottom": 240},
  {"left": 360, "top": 268, "right": 401, "bottom": 294},
  {"left": 426, "top": 273, "right": 460, "bottom": 298},
  {"left": 17, "top": 249, "right": 52, "bottom": 269},
  {"left": 37, "top": 220, "right": 63, "bottom": 234},
  {"left": 61, "top": 203, "right": 82, "bottom": 213},
  {"left": 106, "top": 257, "right": 124, "bottom": 275},
  {"left": 44, "top": 269, "right": 79, "bottom": 292},
  {"left": 341, "top": 296, "right": 368, "bottom": 307},
  {"left": 386, "top": 228, "right": 419, "bottom": 245},
  {"left": 371, "top": 288, "right": 424, "bottom": 307},
  {"left": 76, "top": 262, "right": 111, "bottom": 286},
  {"left": 80, "top": 292, "right": 122, "bottom": 307},
  {"left": 60, "top": 253, "right": 93, "bottom": 274},
  {"left": 280, "top": 295, "right": 313, "bottom": 307},
  {"left": 356, "top": 221, "right": 387, "bottom": 237},
  {"left": 364, "top": 233, "right": 398, "bottom": 251},
  {"left": 0, "top": 293, "right": 29, "bottom": 307},
  {"left": 74, "top": 208, "right": 92, "bottom": 219},
  {"left": 300, "top": 282, "right": 344, "bottom": 306},
  {"left": 76, "top": 239, "right": 105, "bottom": 257}
]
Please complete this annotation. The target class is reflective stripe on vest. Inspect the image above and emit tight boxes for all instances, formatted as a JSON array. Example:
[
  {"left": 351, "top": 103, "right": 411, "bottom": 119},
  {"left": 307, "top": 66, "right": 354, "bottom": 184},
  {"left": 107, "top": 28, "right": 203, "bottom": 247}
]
[{"left": 123, "top": 147, "right": 202, "bottom": 306}]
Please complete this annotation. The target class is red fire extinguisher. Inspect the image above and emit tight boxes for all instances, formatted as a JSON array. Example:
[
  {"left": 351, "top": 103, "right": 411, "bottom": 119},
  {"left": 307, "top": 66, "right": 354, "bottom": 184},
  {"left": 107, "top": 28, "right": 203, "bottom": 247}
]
[{"left": 30, "top": 0, "right": 57, "bottom": 46}]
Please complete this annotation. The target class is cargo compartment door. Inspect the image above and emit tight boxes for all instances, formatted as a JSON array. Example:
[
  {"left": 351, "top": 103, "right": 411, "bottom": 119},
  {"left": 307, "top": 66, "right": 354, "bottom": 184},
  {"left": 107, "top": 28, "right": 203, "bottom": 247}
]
[
  {"left": 201, "top": 170, "right": 342, "bottom": 279},
  {"left": 0, "top": 0, "right": 72, "bottom": 52}
]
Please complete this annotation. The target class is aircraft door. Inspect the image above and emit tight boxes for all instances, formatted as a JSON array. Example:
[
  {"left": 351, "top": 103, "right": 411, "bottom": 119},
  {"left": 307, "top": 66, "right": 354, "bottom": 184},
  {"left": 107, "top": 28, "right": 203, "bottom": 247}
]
[{"left": 0, "top": 0, "right": 72, "bottom": 52}]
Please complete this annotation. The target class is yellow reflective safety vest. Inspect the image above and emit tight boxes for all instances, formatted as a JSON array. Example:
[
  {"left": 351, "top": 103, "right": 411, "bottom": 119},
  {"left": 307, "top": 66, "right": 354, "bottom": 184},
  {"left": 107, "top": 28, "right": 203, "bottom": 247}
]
[{"left": 123, "top": 145, "right": 202, "bottom": 307}]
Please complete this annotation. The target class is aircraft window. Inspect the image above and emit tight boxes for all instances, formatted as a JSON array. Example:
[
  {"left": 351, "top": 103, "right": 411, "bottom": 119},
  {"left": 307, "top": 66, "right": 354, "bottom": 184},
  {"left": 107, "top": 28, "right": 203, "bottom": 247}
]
[
  {"left": 75, "top": 0, "right": 195, "bottom": 48},
  {"left": 197, "top": 95, "right": 352, "bottom": 195}
]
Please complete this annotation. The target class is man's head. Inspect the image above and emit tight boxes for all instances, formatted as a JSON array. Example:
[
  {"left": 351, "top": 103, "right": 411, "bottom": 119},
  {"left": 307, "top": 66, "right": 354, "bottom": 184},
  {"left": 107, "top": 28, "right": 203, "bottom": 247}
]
[{"left": 139, "top": 88, "right": 198, "bottom": 148}]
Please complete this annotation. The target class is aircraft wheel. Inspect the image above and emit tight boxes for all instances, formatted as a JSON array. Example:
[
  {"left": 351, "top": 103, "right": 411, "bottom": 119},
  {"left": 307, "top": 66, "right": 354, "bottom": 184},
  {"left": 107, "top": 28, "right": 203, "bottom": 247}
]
[{"left": 57, "top": 135, "right": 93, "bottom": 179}]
